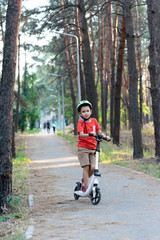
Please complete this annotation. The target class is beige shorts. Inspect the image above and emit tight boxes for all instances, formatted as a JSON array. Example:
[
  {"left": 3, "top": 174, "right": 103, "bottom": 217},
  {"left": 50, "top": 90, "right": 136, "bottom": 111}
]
[{"left": 78, "top": 147, "right": 96, "bottom": 168}]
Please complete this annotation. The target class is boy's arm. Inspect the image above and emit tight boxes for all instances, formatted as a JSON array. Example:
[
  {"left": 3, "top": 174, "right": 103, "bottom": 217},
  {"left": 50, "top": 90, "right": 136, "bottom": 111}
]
[
  {"left": 79, "top": 131, "right": 96, "bottom": 138},
  {"left": 79, "top": 130, "right": 111, "bottom": 140}
]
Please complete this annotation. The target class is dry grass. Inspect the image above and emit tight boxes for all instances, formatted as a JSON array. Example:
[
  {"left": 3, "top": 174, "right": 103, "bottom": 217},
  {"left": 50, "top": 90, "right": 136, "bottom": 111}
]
[{"left": 61, "top": 123, "right": 160, "bottom": 178}]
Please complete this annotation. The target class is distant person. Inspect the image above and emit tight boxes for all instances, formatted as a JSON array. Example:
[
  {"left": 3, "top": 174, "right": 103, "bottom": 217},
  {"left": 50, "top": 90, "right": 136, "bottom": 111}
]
[
  {"left": 52, "top": 124, "right": 56, "bottom": 134},
  {"left": 46, "top": 120, "right": 51, "bottom": 133},
  {"left": 43, "top": 122, "right": 46, "bottom": 129}
]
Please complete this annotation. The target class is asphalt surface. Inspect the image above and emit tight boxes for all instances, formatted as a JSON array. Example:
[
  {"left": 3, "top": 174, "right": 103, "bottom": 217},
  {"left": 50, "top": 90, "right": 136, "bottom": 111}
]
[{"left": 25, "top": 130, "right": 160, "bottom": 240}]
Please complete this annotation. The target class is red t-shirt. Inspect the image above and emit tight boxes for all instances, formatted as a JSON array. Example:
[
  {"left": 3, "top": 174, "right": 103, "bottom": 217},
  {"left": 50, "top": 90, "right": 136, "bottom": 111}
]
[{"left": 77, "top": 118, "right": 101, "bottom": 149}]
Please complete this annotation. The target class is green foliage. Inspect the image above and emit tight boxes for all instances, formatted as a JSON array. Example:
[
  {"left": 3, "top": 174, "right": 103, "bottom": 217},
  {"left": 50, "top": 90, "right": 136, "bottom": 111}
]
[
  {"left": 156, "top": 173, "right": 160, "bottom": 178},
  {"left": 7, "top": 195, "right": 24, "bottom": 213},
  {"left": 0, "top": 214, "right": 10, "bottom": 222},
  {"left": 0, "top": 213, "right": 21, "bottom": 222},
  {"left": 12, "top": 139, "right": 29, "bottom": 211},
  {"left": 19, "top": 108, "right": 28, "bottom": 132},
  {"left": 12, "top": 139, "right": 30, "bottom": 165},
  {"left": 120, "top": 107, "right": 126, "bottom": 127},
  {"left": 13, "top": 157, "right": 30, "bottom": 165},
  {"left": 19, "top": 72, "right": 40, "bottom": 131},
  {"left": 142, "top": 102, "right": 150, "bottom": 116},
  {"left": 28, "top": 107, "right": 40, "bottom": 130},
  {"left": 62, "top": 91, "right": 74, "bottom": 125},
  {"left": 24, "top": 128, "right": 41, "bottom": 134}
]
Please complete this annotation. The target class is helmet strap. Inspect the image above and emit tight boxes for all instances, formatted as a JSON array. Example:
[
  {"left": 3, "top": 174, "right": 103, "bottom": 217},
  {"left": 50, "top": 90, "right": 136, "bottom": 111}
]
[
  {"left": 84, "top": 116, "right": 91, "bottom": 121},
  {"left": 80, "top": 115, "right": 91, "bottom": 121}
]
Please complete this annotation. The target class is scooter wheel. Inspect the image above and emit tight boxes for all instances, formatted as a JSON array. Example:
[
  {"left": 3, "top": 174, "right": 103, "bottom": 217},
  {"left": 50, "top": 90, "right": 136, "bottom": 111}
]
[
  {"left": 74, "top": 182, "right": 81, "bottom": 200},
  {"left": 90, "top": 188, "right": 101, "bottom": 205}
]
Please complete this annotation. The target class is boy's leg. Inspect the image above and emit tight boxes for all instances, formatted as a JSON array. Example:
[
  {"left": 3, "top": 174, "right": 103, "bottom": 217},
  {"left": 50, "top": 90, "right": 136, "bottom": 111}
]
[
  {"left": 78, "top": 148, "right": 91, "bottom": 190},
  {"left": 89, "top": 165, "right": 95, "bottom": 177},
  {"left": 83, "top": 165, "right": 90, "bottom": 189},
  {"left": 89, "top": 151, "right": 96, "bottom": 177}
]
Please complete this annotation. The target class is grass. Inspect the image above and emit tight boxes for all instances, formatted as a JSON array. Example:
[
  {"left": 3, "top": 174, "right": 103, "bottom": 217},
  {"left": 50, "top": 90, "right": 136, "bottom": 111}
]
[
  {"left": 4, "top": 232, "right": 26, "bottom": 240},
  {"left": 2, "top": 128, "right": 42, "bottom": 239},
  {"left": 0, "top": 135, "right": 30, "bottom": 240},
  {"left": 58, "top": 132, "right": 78, "bottom": 149},
  {"left": 58, "top": 124, "right": 160, "bottom": 179},
  {"left": 23, "top": 128, "right": 41, "bottom": 134}
]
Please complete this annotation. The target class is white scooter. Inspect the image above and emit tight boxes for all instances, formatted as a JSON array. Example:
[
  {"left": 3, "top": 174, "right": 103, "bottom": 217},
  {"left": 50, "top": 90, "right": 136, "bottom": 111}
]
[{"left": 74, "top": 134, "right": 110, "bottom": 205}]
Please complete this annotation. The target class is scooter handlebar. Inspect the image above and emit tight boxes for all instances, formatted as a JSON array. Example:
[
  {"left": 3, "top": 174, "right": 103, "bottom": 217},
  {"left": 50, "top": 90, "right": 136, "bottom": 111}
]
[
  {"left": 88, "top": 133, "right": 111, "bottom": 142},
  {"left": 98, "top": 135, "right": 111, "bottom": 142}
]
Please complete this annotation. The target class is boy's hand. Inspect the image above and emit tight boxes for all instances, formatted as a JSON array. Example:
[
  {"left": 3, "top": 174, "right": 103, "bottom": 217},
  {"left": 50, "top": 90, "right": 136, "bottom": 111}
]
[
  {"left": 106, "top": 136, "right": 111, "bottom": 141},
  {"left": 100, "top": 133, "right": 111, "bottom": 141}
]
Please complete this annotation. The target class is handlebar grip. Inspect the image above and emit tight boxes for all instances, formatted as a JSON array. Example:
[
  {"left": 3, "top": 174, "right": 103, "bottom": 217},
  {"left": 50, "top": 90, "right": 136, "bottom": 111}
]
[
  {"left": 102, "top": 136, "right": 111, "bottom": 141},
  {"left": 102, "top": 137, "right": 107, "bottom": 141},
  {"left": 89, "top": 133, "right": 94, "bottom": 137}
]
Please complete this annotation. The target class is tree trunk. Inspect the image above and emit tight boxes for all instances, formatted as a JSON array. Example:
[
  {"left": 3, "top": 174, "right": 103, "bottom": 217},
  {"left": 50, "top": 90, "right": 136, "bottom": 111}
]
[
  {"left": 88, "top": 0, "right": 96, "bottom": 82},
  {"left": 75, "top": 0, "right": 86, "bottom": 100},
  {"left": 110, "top": 1, "right": 119, "bottom": 136},
  {"left": 147, "top": 0, "right": 160, "bottom": 159},
  {"left": 15, "top": 34, "right": 20, "bottom": 132},
  {"left": 135, "top": 0, "right": 143, "bottom": 127},
  {"left": 113, "top": 16, "right": 125, "bottom": 145},
  {"left": 0, "top": 0, "right": 22, "bottom": 212},
  {"left": 60, "top": 0, "right": 78, "bottom": 135},
  {"left": 12, "top": 114, "right": 16, "bottom": 158},
  {"left": 20, "top": 44, "right": 27, "bottom": 133},
  {"left": 78, "top": 0, "right": 98, "bottom": 120},
  {"left": 123, "top": 0, "right": 143, "bottom": 159},
  {"left": 100, "top": 0, "right": 106, "bottom": 130},
  {"left": 102, "top": 2, "right": 112, "bottom": 131}
]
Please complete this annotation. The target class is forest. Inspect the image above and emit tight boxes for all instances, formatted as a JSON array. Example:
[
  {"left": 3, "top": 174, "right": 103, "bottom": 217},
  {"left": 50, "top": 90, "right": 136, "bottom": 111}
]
[{"left": 0, "top": 0, "right": 160, "bottom": 212}]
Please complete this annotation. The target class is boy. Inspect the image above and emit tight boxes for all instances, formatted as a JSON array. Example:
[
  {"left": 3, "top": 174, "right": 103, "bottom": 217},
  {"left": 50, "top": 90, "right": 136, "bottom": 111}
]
[{"left": 77, "top": 100, "right": 110, "bottom": 192}]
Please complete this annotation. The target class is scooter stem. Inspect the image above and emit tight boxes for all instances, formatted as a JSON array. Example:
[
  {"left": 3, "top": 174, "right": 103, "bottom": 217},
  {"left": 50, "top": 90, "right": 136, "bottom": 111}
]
[
  {"left": 95, "top": 151, "right": 99, "bottom": 170},
  {"left": 94, "top": 138, "right": 101, "bottom": 176}
]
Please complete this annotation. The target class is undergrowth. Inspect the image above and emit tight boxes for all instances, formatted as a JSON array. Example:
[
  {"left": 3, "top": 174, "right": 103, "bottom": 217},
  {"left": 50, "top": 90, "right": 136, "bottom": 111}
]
[
  {"left": 0, "top": 136, "right": 30, "bottom": 240},
  {"left": 59, "top": 124, "right": 160, "bottom": 179},
  {"left": 24, "top": 128, "right": 41, "bottom": 134}
]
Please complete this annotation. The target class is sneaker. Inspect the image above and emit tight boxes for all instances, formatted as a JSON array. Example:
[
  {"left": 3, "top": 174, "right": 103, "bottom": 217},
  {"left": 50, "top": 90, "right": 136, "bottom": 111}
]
[
  {"left": 81, "top": 179, "right": 86, "bottom": 192},
  {"left": 81, "top": 186, "right": 86, "bottom": 192}
]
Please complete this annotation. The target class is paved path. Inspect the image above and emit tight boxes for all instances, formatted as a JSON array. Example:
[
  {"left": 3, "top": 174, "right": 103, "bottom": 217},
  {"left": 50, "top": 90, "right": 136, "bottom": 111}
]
[{"left": 25, "top": 131, "right": 160, "bottom": 240}]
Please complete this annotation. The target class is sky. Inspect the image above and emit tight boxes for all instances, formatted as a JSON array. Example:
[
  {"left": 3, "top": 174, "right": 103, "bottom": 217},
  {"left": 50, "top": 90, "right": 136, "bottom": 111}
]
[
  {"left": 23, "top": 0, "right": 49, "bottom": 10},
  {"left": 0, "top": 0, "right": 56, "bottom": 79},
  {"left": 19, "top": 0, "right": 50, "bottom": 77}
]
